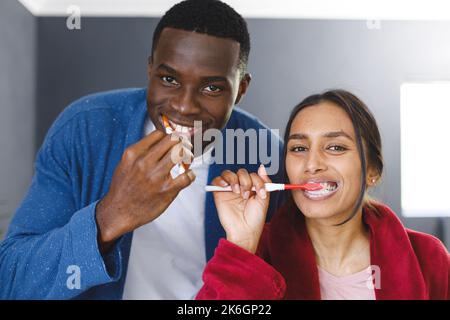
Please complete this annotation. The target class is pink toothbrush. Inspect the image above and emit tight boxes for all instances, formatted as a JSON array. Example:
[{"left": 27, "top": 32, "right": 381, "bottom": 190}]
[{"left": 205, "top": 183, "right": 322, "bottom": 192}]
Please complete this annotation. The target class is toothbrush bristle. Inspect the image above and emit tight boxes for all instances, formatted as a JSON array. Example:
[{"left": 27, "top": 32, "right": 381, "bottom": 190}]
[
  {"left": 303, "top": 183, "right": 322, "bottom": 191},
  {"left": 162, "top": 115, "right": 171, "bottom": 130},
  {"left": 285, "top": 183, "right": 322, "bottom": 191}
]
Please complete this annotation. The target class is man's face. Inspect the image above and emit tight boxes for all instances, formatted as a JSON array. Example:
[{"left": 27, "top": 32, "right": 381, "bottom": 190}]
[{"left": 147, "top": 27, "right": 251, "bottom": 153}]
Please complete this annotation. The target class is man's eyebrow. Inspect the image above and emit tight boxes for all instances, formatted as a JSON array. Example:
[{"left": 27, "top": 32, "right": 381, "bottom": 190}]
[
  {"left": 287, "top": 131, "right": 354, "bottom": 142},
  {"left": 157, "top": 64, "right": 228, "bottom": 83},
  {"left": 199, "top": 76, "right": 228, "bottom": 83},
  {"left": 157, "top": 63, "right": 178, "bottom": 75}
]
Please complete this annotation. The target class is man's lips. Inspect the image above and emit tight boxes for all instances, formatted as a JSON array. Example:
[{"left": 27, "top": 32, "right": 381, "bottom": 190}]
[{"left": 160, "top": 114, "right": 201, "bottom": 137}]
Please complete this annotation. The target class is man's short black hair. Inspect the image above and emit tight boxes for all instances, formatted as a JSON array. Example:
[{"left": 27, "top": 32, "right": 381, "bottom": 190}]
[{"left": 151, "top": 0, "right": 250, "bottom": 74}]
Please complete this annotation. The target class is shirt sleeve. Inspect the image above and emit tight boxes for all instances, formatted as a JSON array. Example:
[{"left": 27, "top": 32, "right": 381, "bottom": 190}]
[
  {"left": 0, "top": 126, "right": 123, "bottom": 299},
  {"left": 196, "top": 238, "right": 286, "bottom": 300}
]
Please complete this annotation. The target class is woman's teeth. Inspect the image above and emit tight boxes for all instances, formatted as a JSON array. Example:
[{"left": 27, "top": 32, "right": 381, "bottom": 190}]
[{"left": 303, "top": 182, "right": 338, "bottom": 198}]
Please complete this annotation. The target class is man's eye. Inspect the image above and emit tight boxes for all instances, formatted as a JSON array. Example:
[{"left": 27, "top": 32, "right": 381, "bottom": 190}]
[
  {"left": 204, "top": 85, "right": 221, "bottom": 93},
  {"left": 328, "top": 145, "right": 347, "bottom": 152},
  {"left": 161, "top": 76, "right": 179, "bottom": 85}
]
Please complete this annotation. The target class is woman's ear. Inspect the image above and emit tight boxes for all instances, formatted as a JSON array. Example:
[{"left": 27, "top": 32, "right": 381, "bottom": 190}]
[{"left": 366, "top": 167, "right": 380, "bottom": 187}]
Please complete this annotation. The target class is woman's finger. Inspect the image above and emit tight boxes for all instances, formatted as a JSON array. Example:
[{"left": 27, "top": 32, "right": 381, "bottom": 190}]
[
  {"left": 221, "top": 170, "right": 240, "bottom": 194},
  {"left": 211, "top": 175, "right": 229, "bottom": 187},
  {"left": 250, "top": 172, "right": 267, "bottom": 200},
  {"left": 236, "top": 168, "right": 252, "bottom": 199},
  {"left": 258, "top": 164, "right": 272, "bottom": 183}
]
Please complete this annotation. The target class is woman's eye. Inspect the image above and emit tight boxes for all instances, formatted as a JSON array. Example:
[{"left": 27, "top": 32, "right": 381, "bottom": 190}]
[
  {"left": 161, "top": 76, "right": 179, "bottom": 85},
  {"left": 204, "top": 85, "right": 222, "bottom": 93},
  {"left": 328, "top": 145, "right": 347, "bottom": 152},
  {"left": 290, "top": 146, "right": 307, "bottom": 152}
]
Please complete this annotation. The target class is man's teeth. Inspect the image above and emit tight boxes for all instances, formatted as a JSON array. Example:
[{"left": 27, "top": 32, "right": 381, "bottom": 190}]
[
  {"left": 304, "top": 182, "right": 338, "bottom": 197},
  {"left": 169, "top": 120, "right": 194, "bottom": 134}
]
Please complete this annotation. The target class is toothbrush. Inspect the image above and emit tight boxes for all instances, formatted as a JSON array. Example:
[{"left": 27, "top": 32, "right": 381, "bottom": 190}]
[
  {"left": 205, "top": 183, "right": 323, "bottom": 192},
  {"left": 162, "top": 115, "right": 191, "bottom": 173},
  {"left": 162, "top": 114, "right": 174, "bottom": 135}
]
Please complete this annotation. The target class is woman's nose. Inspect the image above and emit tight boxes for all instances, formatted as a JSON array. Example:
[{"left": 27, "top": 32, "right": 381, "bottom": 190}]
[
  {"left": 304, "top": 151, "right": 327, "bottom": 174},
  {"left": 170, "top": 88, "right": 201, "bottom": 115}
]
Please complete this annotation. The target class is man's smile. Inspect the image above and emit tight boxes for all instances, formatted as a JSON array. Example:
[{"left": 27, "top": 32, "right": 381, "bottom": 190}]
[{"left": 160, "top": 114, "right": 203, "bottom": 137}]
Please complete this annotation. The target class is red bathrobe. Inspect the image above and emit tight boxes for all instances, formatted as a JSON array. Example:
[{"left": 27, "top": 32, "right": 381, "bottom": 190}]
[{"left": 196, "top": 202, "right": 449, "bottom": 300}]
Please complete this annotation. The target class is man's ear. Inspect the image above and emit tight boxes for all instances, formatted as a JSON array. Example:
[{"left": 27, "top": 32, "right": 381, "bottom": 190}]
[{"left": 234, "top": 73, "right": 252, "bottom": 105}]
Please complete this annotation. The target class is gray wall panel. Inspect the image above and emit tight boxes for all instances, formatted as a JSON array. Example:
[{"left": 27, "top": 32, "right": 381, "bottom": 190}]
[{"left": 0, "top": 0, "right": 36, "bottom": 238}]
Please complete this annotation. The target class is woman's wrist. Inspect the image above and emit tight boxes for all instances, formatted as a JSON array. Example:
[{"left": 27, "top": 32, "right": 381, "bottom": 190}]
[{"left": 226, "top": 234, "right": 259, "bottom": 254}]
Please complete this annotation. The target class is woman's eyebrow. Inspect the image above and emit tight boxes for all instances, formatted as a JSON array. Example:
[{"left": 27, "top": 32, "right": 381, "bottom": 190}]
[
  {"left": 323, "top": 130, "right": 354, "bottom": 141},
  {"left": 287, "top": 131, "right": 354, "bottom": 142},
  {"left": 287, "top": 133, "right": 308, "bottom": 141}
]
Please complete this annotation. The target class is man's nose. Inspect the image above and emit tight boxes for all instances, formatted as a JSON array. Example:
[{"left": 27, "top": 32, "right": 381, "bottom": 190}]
[
  {"left": 304, "top": 150, "right": 327, "bottom": 174},
  {"left": 170, "top": 88, "right": 201, "bottom": 115}
]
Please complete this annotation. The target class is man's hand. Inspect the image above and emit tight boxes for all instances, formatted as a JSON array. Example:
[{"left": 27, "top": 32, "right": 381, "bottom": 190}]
[
  {"left": 95, "top": 130, "right": 195, "bottom": 254},
  {"left": 212, "top": 165, "right": 271, "bottom": 254}
]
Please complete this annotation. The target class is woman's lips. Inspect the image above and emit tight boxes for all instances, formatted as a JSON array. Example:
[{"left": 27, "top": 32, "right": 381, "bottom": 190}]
[{"left": 300, "top": 180, "right": 340, "bottom": 201}]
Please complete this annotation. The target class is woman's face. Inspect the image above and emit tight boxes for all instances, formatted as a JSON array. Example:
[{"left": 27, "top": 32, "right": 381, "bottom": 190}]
[{"left": 286, "top": 101, "right": 364, "bottom": 221}]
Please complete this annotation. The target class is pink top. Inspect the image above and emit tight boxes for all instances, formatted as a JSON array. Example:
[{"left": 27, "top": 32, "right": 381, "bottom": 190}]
[{"left": 318, "top": 266, "right": 376, "bottom": 300}]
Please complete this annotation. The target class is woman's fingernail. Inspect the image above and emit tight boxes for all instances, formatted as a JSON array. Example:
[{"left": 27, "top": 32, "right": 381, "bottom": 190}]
[
  {"left": 259, "top": 188, "right": 267, "bottom": 199},
  {"left": 243, "top": 191, "right": 250, "bottom": 199},
  {"left": 233, "top": 184, "right": 240, "bottom": 194},
  {"left": 259, "top": 164, "right": 267, "bottom": 176}
]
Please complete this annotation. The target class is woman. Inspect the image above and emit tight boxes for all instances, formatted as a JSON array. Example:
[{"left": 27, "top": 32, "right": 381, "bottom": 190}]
[{"left": 196, "top": 89, "right": 449, "bottom": 300}]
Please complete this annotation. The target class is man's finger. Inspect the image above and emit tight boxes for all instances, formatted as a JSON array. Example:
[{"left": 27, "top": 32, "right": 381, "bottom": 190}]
[
  {"left": 131, "top": 129, "right": 166, "bottom": 155},
  {"left": 158, "top": 143, "right": 193, "bottom": 173},
  {"left": 142, "top": 133, "right": 183, "bottom": 163},
  {"left": 168, "top": 169, "right": 196, "bottom": 193}
]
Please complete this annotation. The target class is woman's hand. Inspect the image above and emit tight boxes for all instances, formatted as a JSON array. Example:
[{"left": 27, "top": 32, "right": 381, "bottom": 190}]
[{"left": 212, "top": 165, "right": 271, "bottom": 253}]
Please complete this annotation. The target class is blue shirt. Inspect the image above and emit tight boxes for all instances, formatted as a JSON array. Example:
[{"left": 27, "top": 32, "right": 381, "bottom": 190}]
[{"left": 0, "top": 88, "right": 285, "bottom": 299}]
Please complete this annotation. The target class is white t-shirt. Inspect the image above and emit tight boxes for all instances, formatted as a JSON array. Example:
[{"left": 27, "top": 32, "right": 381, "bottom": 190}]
[{"left": 122, "top": 118, "right": 212, "bottom": 299}]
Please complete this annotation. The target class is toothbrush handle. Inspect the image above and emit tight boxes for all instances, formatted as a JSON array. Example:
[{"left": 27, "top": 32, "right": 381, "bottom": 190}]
[
  {"left": 204, "top": 185, "right": 234, "bottom": 192},
  {"left": 205, "top": 183, "right": 284, "bottom": 192}
]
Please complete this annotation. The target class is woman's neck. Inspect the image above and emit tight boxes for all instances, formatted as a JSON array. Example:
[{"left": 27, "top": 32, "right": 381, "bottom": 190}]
[{"left": 305, "top": 209, "right": 371, "bottom": 277}]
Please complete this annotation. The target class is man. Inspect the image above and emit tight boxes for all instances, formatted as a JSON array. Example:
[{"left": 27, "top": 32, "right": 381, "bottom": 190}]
[{"left": 0, "top": 0, "right": 284, "bottom": 299}]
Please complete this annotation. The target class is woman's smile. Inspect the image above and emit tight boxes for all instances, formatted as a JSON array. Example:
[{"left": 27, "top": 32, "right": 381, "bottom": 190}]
[{"left": 301, "top": 180, "right": 341, "bottom": 201}]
